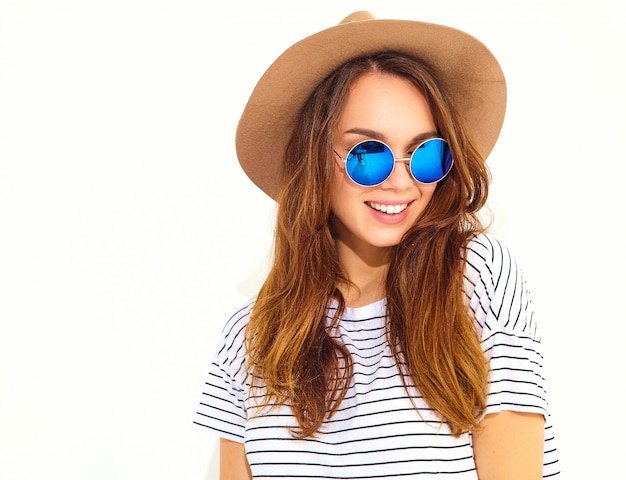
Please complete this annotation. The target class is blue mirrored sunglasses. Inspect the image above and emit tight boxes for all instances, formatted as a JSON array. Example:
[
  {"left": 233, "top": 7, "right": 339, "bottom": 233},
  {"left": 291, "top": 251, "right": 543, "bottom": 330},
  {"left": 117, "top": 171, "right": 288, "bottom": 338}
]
[{"left": 334, "top": 138, "right": 453, "bottom": 187}]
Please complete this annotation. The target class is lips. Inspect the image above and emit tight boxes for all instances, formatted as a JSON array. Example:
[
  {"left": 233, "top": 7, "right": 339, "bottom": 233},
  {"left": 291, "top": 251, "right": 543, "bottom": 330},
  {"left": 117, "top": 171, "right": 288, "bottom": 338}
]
[{"left": 366, "top": 201, "right": 409, "bottom": 214}]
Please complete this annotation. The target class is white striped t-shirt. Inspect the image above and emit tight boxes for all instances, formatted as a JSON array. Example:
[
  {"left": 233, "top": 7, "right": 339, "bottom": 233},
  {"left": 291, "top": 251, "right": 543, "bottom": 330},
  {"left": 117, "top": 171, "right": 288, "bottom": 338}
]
[{"left": 194, "top": 233, "right": 560, "bottom": 478}]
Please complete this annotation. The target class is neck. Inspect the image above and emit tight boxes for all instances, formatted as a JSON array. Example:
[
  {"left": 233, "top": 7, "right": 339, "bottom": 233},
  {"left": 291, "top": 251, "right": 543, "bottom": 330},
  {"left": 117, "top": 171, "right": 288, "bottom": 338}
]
[{"left": 335, "top": 239, "right": 390, "bottom": 308}]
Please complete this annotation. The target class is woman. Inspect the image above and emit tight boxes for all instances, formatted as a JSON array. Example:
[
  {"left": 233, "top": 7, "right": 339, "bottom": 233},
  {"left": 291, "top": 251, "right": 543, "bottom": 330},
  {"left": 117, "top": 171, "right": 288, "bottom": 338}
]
[{"left": 195, "top": 11, "right": 560, "bottom": 479}]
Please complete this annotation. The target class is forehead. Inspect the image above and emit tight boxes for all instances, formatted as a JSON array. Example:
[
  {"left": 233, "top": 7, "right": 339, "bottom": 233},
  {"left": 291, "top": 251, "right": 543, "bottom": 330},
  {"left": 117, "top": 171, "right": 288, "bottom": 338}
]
[{"left": 336, "top": 72, "right": 436, "bottom": 143}]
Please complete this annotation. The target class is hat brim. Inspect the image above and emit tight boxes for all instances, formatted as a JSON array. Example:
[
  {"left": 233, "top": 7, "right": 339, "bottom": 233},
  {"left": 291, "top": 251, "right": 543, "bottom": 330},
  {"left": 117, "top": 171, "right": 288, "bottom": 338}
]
[{"left": 236, "top": 15, "right": 506, "bottom": 200}]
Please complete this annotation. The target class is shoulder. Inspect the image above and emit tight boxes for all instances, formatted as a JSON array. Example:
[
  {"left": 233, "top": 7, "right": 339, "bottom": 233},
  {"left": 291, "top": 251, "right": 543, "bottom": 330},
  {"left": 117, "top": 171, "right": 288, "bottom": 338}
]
[
  {"left": 222, "top": 299, "right": 254, "bottom": 339},
  {"left": 465, "top": 232, "right": 513, "bottom": 275},
  {"left": 464, "top": 232, "right": 520, "bottom": 292},
  {"left": 464, "top": 233, "right": 539, "bottom": 339},
  {"left": 193, "top": 300, "right": 255, "bottom": 440},
  {"left": 214, "top": 299, "right": 255, "bottom": 369}
]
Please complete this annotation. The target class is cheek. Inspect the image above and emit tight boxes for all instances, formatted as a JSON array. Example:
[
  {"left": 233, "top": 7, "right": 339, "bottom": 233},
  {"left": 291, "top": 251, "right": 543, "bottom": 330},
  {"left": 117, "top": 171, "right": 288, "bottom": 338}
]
[
  {"left": 418, "top": 184, "right": 437, "bottom": 203},
  {"left": 329, "top": 166, "right": 343, "bottom": 211},
  {"left": 330, "top": 165, "right": 361, "bottom": 208}
]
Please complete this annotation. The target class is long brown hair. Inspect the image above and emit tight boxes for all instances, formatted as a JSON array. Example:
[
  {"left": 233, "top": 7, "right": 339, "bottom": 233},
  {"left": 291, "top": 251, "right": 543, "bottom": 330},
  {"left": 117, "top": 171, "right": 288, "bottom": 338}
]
[{"left": 245, "top": 52, "right": 490, "bottom": 438}]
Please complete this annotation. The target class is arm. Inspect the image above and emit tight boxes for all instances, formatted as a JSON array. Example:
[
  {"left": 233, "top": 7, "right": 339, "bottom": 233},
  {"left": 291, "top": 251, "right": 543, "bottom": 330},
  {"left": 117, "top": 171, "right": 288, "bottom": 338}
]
[
  {"left": 220, "top": 438, "right": 252, "bottom": 480},
  {"left": 472, "top": 411, "right": 545, "bottom": 480}
]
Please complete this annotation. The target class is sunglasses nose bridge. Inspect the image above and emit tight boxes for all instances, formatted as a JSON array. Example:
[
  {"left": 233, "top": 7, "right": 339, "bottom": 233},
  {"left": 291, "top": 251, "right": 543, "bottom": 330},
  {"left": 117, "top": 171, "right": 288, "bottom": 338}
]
[
  {"left": 394, "top": 157, "right": 412, "bottom": 178},
  {"left": 382, "top": 155, "right": 415, "bottom": 188}
]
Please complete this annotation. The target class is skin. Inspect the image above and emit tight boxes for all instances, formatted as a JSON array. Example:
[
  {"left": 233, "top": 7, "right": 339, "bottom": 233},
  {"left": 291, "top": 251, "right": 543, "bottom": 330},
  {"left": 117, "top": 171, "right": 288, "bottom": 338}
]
[
  {"left": 330, "top": 73, "right": 437, "bottom": 307},
  {"left": 220, "top": 72, "right": 545, "bottom": 479},
  {"left": 473, "top": 411, "right": 545, "bottom": 480},
  {"left": 219, "top": 438, "right": 251, "bottom": 480}
]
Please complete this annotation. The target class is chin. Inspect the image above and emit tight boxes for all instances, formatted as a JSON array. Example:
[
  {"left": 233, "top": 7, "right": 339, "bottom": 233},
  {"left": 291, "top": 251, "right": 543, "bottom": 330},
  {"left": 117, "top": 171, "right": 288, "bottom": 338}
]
[{"left": 368, "top": 234, "right": 407, "bottom": 249}]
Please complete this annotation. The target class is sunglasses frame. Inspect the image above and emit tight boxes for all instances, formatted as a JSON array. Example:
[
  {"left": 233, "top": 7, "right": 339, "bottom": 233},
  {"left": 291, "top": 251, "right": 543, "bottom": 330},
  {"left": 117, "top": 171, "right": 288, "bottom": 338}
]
[{"left": 334, "top": 137, "right": 453, "bottom": 187}]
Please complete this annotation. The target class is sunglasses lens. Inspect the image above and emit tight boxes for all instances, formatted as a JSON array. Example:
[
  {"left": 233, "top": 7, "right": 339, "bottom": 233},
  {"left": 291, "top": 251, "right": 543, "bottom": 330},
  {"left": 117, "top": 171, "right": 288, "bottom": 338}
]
[
  {"left": 410, "top": 139, "right": 453, "bottom": 184},
  {"left": 345, "top": 140, "right": 395, "bottom": 186}
]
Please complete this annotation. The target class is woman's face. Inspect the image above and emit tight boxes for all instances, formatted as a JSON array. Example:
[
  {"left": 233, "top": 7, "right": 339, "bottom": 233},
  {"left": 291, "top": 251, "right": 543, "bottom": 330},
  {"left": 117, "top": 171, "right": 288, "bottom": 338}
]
[{"left": 330, "top": 72, "right": 438, "bottom": 256}]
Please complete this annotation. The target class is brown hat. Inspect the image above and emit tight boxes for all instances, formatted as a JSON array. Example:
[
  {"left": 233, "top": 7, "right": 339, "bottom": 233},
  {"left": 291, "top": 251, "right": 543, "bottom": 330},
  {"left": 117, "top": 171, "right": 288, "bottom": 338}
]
[{"left": 236, "top": 11, "right": 506, "bottom": 200}]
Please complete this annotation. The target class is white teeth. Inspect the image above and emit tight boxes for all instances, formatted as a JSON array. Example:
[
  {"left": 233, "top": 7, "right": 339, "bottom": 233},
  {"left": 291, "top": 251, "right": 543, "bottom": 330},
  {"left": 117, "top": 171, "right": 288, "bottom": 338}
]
[{"left": 367, "top": 202, "right": 408, "bottom": 214}]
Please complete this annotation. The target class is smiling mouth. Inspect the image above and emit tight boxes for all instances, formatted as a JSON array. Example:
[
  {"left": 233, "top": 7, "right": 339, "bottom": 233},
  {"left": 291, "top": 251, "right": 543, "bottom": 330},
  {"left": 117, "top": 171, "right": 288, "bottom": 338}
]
[{"left": 366, "top": 202, "right": 409, "bottom": 214}]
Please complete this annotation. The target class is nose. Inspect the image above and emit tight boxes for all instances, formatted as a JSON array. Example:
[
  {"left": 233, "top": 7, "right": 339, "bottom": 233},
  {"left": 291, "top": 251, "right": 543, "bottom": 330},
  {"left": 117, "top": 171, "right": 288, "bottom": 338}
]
[{"left": 382, "top": 159, "right": 414, "bottom": 190}]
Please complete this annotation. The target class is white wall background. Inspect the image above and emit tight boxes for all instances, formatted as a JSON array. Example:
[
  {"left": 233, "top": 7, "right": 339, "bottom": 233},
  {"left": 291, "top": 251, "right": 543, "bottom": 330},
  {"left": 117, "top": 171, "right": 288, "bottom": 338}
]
[{"left": 1, "top": 0, "right": 623, "bottom": 478}]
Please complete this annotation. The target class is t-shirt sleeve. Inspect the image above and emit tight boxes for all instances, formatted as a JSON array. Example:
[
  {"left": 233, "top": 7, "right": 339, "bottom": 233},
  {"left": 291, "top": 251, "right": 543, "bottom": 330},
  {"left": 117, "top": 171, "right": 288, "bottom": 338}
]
[
  {"left": 193, "top": 302, "right": 252, "bottom": 443},
  {"left": 465, "top": 234, "right": 548, "bottom": 418}
]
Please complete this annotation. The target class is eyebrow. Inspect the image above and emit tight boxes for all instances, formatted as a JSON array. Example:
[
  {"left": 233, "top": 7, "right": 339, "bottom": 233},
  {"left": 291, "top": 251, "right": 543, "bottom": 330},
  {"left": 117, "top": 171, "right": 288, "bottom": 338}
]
[{"left": 342, "top": 128, "right": 439, "bottom": 145}]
